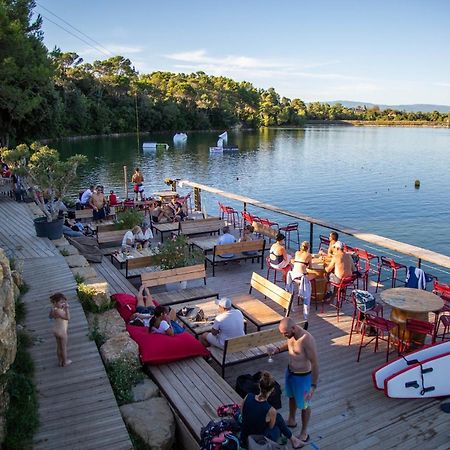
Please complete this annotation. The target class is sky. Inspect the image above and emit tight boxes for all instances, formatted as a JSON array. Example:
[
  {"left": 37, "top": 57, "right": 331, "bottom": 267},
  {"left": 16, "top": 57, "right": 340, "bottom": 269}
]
[{"left": 35, "top": 0, "right": 450, "bottom": 105}]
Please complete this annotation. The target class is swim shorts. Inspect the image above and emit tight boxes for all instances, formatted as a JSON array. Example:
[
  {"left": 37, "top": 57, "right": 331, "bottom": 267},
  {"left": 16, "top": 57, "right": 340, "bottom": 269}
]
[{"left": 284, "top": 368, "right": 312, "bottom": 410}]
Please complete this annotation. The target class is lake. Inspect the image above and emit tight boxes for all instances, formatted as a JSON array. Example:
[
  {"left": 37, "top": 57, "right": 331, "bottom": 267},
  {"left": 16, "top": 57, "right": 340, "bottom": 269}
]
[{"left": 55, "top": 126, "right": 450, "bottom": 276}]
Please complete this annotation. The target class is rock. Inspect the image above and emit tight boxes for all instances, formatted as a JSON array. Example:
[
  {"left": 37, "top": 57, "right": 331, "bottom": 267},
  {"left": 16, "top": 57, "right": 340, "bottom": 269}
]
[
  {"left": 100, "top": 332, "right": 139, "bottom": 366},
  {"left": 65, "top": 255, "right": 89, "bottom": 268},
  {"left": 87, "top": 309, "right": 126, "bottom": 340},
  {"left": 10, "top": 270, "right": 24, "bottom": 288},
  {"left": 132, "top": 379, "right": 159, "bottom": 402},
  {"left": 13, "top": 284, "right": 20, "bottom": 302},
  {"left": 70, "top": 266, "right": 97, "bottom": 281},
  {"left": 58, "top": 245, "right": 79, "bottom": 256},
  {"left": 84, "top": 281, "right": 110, "bottom": 311},
  {"left": 120, "top": 398, "right": 175, "bottom": 450},
  {"left": 52, "top": 236, "right": 69, "bottom": 247}
]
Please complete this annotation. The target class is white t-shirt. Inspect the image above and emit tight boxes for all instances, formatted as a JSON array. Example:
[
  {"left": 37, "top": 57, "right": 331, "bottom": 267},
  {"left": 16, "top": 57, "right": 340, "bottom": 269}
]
[
  {"left": 122, "top": 230, "right": 135, "bottom": 247},
  {"left": 136, "top": 228, "right": 153, "bottom": 241},
  {"left": 151, "top": 320, "right": 170, "bottom": 334},
  {"left": 217, "top": 233, "right": 236, "bottom": 257},
  {"left": 212, "top": 309, "right": 245, "bottom": 346},
  {"left": 80, "top": 189, "right": 92, "bottom": 205}
]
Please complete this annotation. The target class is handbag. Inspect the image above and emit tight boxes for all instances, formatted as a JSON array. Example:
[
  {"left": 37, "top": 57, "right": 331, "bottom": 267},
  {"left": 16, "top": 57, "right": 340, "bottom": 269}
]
[{"left": 248, "top": 435, "right": 287, "bottom": 450}]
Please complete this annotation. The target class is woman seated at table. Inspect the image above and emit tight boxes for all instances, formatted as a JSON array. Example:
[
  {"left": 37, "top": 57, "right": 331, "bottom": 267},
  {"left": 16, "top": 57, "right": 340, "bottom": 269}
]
[
  {"left": 135, "top": 223, "right": 153, "bottom": 248},
  {"left": 121, "top": 226, "right": 141, "bottom": 251},
  {"left": 269, "top": 233, "right": 291, "bottom": 281},
  {"left": 240, "top": 371, "right": 303, "bottom": 449},
  {"left": 168, "top": 195, "right": 186, "bottom": 222},
  {"left": 286, "top": 241, "right": 315, "bottom": 328},
  {"left": 148, "top": 200, "right": 170, "bottom": 223},
  {"left": 129, "top": 285, "right": 157, "bottom": 327},
  {"left": 239, "top": 224, "right": 258, "bottom": 255},
  {"left": 149, "top": 306, "right": 184, "bottom": 335}
]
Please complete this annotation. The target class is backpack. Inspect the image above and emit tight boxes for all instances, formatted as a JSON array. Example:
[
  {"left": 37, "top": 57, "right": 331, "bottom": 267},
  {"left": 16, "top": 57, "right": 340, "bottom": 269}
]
[
  {"left": 200, "top": 418, "right": 241, "bottom": 450},
  {"left": 235, "top": 372, "right": 282, "bottom": 410}
]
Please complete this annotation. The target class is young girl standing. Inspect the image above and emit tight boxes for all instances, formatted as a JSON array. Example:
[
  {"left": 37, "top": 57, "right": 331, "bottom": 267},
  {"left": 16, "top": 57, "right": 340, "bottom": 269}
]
[{"left": 49, "top": 292, "right": 71, "bottom": 367}]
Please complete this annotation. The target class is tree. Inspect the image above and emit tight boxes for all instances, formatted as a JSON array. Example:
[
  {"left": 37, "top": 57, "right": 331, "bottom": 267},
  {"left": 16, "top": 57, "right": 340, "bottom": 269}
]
[{"left": 0, "top": 0, "right": 55, "bottom": 146}]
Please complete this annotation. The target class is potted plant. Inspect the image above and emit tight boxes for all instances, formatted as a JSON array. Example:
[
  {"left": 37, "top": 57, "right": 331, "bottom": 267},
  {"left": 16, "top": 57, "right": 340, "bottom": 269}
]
[
  {"left": 153, "top": 235, "right": 203, "bottom": 289},
  {"left": 114, "top": 208, "right": 144, "bottom": 230},
  {"left": 1, "top": 142, "right": 87, "bottom": 239}
]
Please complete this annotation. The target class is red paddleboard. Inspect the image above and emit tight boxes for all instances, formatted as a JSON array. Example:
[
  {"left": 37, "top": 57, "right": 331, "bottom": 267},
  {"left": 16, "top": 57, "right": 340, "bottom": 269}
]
[
  {"left": 384, "top": 351, "right": 450, "bottom": 398},
  {"left": 372, "top": 341, "right": 450, "bottom": 390}
]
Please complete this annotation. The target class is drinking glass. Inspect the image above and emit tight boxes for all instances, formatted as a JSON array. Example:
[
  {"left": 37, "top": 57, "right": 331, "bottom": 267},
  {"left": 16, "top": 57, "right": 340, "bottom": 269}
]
[{"left": 267, "top": 347, "right": 275, "bottom": 363}]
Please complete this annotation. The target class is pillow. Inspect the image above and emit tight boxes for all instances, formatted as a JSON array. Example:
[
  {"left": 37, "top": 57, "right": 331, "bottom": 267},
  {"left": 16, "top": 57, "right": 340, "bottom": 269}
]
[
  {"left": 127, "top": 325, "right": 210, "bottom": 364},
  {"left": 112, "top": 293, "right": 137, "bottom": 322}
]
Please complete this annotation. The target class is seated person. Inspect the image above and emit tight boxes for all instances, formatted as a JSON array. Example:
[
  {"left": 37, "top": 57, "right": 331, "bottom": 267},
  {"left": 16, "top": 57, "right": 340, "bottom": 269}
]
[
  {"left": 239, "top": 224, "right": 258, "bottom": 255},
  {"left": 199, "top": 297, "right": 245, "bottom": 348},
  {"left": 62, "top": 218, "right": 84, "bottom": 237},
  {"left": 122, "top": 225, "right": 141, "bottom": 251},
  {"left": 168, "top": 195, "right": 186, "bottom": 222},
  {"left": 217, "top": 226, "right": 236, "bottom": 258},
  {"left": 1, "top": 159, "right": 11, "bottom": 177},
  {"left": 80, "top": 185, "right": 94, "bottom": 208},
  {"left": 129, "top": 285, "right": 156, "bottom": 327},
  {"left": 325, "top": 240, "right": 355, "bottom": 301},
  {"left": 135, "top": 223, "right": 153, "bottom": 248},
  {"left": 108, "top": 190, "right": 119, "bottom": 206},
  {"left": 240, "top": 371, "right": 303, "bottom": 449},
  {"left": 269, "top": 233, "right": 291, "bottom": 281},
  {"left": 326, "top": 231, "right": 339, "bottom": 256},
  {"left": 149, "top": 305, "right": 184, "bottom": 335}
]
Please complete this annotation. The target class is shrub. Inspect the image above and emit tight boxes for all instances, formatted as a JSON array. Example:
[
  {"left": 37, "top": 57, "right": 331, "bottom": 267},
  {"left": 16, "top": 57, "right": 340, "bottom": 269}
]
[
  {"left": 106, "top": 359, "right": 143, "bottom": 405},
  {"left": 77, "top": 283, "right": 114, "bottom": 313},
  {"left": 153, "top": 234, "right": 203, "bottom": 270},
  {"left": 60, "top": 248, "right": 70, "bottom": 257},
  {"left": 114, "top": 209, "right": 144, "bottom": 230},
  {"left": 74, "top": 273, "right": 85, "bottom": 285},
  {"left": 88, "top": 316, "right": 107, "bottom": 348}
]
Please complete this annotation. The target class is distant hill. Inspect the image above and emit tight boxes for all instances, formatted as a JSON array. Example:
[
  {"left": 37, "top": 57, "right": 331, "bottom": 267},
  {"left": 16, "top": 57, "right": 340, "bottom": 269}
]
[{"left": 327, "top": 100, "right": 450, "bottom": 113}]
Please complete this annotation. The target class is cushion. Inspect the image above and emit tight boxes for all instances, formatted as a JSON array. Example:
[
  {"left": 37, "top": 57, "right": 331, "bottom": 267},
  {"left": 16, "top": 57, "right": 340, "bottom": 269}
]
[
  {"left": 112, "top": 293, "right": 137, "bottom": 322},
  {"left": 127, "top": 325, "right": 210, "bottom": 364}
]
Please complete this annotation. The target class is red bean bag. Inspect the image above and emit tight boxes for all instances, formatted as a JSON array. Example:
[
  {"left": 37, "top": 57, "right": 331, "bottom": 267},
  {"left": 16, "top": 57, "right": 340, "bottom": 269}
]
[
  {"left": 127, "top": 325, "right": 210, "bottom": 364},
  {"left": 112, "top": 293, "right": 138, "bottom": 322}
]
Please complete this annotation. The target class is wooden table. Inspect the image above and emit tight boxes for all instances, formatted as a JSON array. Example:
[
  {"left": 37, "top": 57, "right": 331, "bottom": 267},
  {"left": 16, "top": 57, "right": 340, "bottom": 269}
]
[
  {"left": 176, "top": 297, "right": 219, "bottom": 336},
  {"left": 110, "top": 247, "right": 154, "bottom": 269},
  {"left": 380, "top": 287, "right": 444, "bottom": 345},
  {"left": 306, "top": 256, "right": 330, "bottom": 303},
  {"left": 151, "top": 221, "right": 179, "bottom": 242},
  {"left": 189, "top": 236, "right": 218, "bottom": 254},
  {"left": 153, "top": 190, "right": 176, "bottom": 201}
]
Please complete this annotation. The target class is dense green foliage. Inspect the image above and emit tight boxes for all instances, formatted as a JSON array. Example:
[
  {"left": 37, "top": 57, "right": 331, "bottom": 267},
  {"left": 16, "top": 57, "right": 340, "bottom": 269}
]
[
  {"left": 1, "top": 0, "right": 449, "bottom": 146},
  {"left": 105, "top": 359, "right": 143, "bottom": 405}
]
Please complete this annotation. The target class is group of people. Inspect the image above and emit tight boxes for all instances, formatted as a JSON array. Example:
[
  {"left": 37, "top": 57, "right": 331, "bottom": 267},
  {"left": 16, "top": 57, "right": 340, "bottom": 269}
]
[
  {"left": 268, "top": 231, "right": 355, "bottom": 329},
  {"left": 79, "top": 185, "right": 118, "bottom": 222},
  {"left": 121, "top": 224, "right": 153, "bottom": 251}
]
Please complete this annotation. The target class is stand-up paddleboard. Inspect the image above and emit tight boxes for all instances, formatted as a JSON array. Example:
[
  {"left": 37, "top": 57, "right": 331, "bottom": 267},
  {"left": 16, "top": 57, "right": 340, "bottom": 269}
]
[
  {"left": 384, "top": 351, "right": 450, "bottom": 398},
  {"left": 372, "top": 341, "right": 450, "bottom": 390}
]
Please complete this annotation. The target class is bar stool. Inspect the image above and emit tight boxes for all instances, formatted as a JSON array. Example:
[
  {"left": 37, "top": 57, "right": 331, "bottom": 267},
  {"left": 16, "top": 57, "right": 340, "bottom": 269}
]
[
  {"left": 223, "top": 206, "right": 240, "bottom": 228},
  {"left": 279, "top": 222, "right": 300, "bottom": 250},
  {"left": 266, "top": 256, "right": 290, "bottom": 284},
  {"left": 435, "top": 312, "right": 450, "bottom": 341},
  {"left": 431, "top": 280, "right": 450, "bottom": 338},
  {"left": 357, "top": 315, "right": 398, "bottom": 362},
  {"left": 318, "top": 235, "right": 330, "bottom": 253},
  {"left": 375, "top": 256, "right": 407, "bottom": 293},
  {"left": 401, "top": 318, "right": 435, "bottom": 353},
  {"left": 354, "top": 248, "right": 380, "bottom": 290},
  {"left": 326, "top": 275, "right": 356, "bottom": 322}
]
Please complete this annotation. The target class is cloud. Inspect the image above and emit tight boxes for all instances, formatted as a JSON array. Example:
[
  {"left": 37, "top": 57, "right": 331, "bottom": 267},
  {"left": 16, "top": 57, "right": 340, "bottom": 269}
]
[
  {"left": 80, "top": 44, "right": 143, "bottom": 58},
  {"left": 435, "top": 82, "right": 450, "bottom": 87}
]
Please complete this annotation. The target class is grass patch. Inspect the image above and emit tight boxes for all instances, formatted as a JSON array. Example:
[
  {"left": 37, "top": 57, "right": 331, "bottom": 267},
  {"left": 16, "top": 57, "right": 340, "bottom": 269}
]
[
  {"left": 60, "top": 248, "right": 70, "bottom": 257},
  {"left": 106, "top": 359, "right": 143, "bottom": 406},
  {"left": 3, "top": 331, "right": 38, "bottom": 450},
  {"left": 88, "top": 316, "right": 107, "bottom": 348},
  {"left": 74, "top": 273, "right": 85, "bottom": 285}
]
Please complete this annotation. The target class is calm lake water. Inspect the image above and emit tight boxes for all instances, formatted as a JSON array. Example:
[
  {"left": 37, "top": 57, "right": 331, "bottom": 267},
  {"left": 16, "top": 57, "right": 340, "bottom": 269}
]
[{"left": 55, "top": 126, "right": 450, "bottom": 275}]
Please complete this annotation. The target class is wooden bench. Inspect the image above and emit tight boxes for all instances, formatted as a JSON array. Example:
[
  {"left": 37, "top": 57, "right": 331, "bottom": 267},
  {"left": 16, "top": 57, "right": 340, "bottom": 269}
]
[
  {"left": 232, "top": 272, "right": 294, "bottom": 330},
  {"left": 205, "top": 240, "right": 265, "bottom": 277},
  {"left": 176, "top": 218, "right": 225, "bottom": 239},
  {"left": 75, "top": 206, "right": 117, "bottom": 222},
  {"left": 124, "top": 255, "right": 156, "bottom": 279},
  {"left": 148, "top": 357, "right": 242, "bottom": 447},
  {"left": 141, "top": 264, "right": 218, "bottom": 306},
  {"left": 208, "top": 326, "right": 298, "bottom": 377},
  {"left": 97, "top": 229, "right": 129, "bottom": 255}
]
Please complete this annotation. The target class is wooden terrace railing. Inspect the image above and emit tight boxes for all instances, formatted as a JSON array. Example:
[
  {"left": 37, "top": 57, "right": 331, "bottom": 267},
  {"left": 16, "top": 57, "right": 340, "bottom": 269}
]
[{"left": 179, "top": 179, "right": 450, "bottom": 271}]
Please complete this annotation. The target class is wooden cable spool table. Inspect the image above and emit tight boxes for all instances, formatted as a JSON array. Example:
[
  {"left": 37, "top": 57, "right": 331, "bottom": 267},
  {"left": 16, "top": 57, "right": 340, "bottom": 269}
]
[
  {"left": 306, "top": 256, "right": 331, "bottom": 304},
  {"left": 380, "top": 287, "right": 444, "bottom": 346}
]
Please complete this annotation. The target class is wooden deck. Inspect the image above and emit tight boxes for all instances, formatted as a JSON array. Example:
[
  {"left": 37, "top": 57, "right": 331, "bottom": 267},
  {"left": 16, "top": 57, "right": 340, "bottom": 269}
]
[{"left": 0, "top": 200, "right": 132, "bottom": 450}]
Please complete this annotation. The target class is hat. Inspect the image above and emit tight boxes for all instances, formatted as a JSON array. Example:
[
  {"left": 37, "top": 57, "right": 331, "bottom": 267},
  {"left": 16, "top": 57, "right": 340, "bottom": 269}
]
[
  {"left": 216, "top": 297, "right": 232, "bottom": 309},
  {"left": 333, "top": 240, "right": 344, "bottom": 250}
]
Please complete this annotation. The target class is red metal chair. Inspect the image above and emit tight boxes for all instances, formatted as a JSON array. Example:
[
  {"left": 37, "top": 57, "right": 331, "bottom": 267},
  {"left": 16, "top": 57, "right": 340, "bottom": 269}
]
[
  {"left": 357, "top": 315, "right": 398, "bottom": 362},
  {"left": 432, "top": 280, "right": 450, "bottom": 300},
  {"left": 223, "top": 206, "right": 240, "bottom": 228},
  {"left": 265, "top": 256, "right": 290, "bottom": 285},
  {"left": 279, "top": 222, "right": 300, "bottom": 250},
  {"left": 431, "top": 280, "right": 450, "bottom": 338},
  {"left": 401, "top": 318, "right": 435, "bottom": 353},
  {"left": 349, "top": 294, "right": 384, "bottom": 345},
  {"left": 375, "top": 256, "right": 407, "bottom": 293},
  {"left": 435, "top": 310, "right": 450, "bottom": 341},
  {"left": 326, "top": 275, "right": 356, "bottom": 322},
  {"left": 354, "top": 248, "right": 380, "bottom": 291},
  {"left": 318, "top": 235, "right": 330, "bottom": 253}
]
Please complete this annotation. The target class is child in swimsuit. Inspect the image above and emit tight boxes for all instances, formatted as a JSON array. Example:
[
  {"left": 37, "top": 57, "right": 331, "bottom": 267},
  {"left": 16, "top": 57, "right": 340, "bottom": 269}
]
[{"left": 49, "top": 292, "right": 71, "bottom": 367}]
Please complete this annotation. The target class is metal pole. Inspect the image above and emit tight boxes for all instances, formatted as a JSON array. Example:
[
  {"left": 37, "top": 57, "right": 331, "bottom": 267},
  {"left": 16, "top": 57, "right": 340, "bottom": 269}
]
[
  {"left": 417, "top": 258, "right": 422, "bottom": 268},
  {"left": 135, "top": 92, "right": 140, "bottom": 152},
  {"left": 123, "top": 166, "right": 128, "bottom": 200},
  {"left": 309, "top": 223, "right": 314, "bottom": 251}
]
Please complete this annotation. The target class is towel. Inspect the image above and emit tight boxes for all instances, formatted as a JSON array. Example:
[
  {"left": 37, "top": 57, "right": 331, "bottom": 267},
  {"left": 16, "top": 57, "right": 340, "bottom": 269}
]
[{"left": 405, "top": 266, "right": 427, "bottom": 290}]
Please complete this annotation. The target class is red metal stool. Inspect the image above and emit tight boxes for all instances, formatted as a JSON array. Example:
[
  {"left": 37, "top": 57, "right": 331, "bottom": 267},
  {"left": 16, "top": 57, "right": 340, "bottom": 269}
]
[
  {"left": 326, "top": 275, "right": 356, "bottom": 322},
  {"left": 223, "top": 206, "right": 240, "bottom": 228},
  {"left": 375, "top": 256, "right": 407, "bottom": 293},
  {"left": 349, "top": 294, "right": 384, "bottom": 345},
  {"left": 436, "top": 314, "right": 450, "bottom": 341},
  {"left": 318, "top": 235, "right": 330, "bottom": 253},
  {"left": 279, "top": 222, "right": 300, "bottom": 250},
  {"left": 401, "top": 318, "right": 435, "bottom": 353},
  {"left": 266, "top": 256, "right": 290, "bottom": 284},
  {"left": 354, "top": 248, "right": 380, "bottom": 290},
  {"left": 357, "top": 315, "right": 398, "bottom": 362}
]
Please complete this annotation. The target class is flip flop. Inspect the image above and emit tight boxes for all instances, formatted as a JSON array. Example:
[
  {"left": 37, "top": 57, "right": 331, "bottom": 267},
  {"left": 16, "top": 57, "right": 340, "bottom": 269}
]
[
  {"left": 300, "top": 434, "right": 310, "bottom": 443},
  {"left": 287, "top": 423, "right": 297, "bottom": 429}
]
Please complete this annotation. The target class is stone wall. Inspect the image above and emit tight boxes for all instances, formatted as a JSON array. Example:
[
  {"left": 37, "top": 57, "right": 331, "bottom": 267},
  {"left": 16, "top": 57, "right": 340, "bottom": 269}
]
[{"left": 0, "top": 248, "right": 17, "bottom": 444}]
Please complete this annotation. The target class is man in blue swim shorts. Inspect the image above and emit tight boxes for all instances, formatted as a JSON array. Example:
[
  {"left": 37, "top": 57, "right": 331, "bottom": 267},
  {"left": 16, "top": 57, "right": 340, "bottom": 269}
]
[{"left": 274, "top": 318, "right": 319, "bottom": 446}]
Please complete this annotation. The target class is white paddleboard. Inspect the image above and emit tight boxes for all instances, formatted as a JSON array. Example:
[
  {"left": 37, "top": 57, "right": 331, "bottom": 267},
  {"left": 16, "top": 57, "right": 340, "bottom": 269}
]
[
  {"left": 372, "top": 341, "right": 450, "bottom": 390},
  {"left": 384, "top": 351, "right": 450, "bottom": 398}
]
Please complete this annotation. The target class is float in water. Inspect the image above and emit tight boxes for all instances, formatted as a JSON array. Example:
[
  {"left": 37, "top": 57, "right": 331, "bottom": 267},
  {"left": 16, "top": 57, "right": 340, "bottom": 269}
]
[
  {"left": 142, "top": 142, "right": 169, "bottom": 151},
  {"left": 173, "top": 133, "right": 188, "bottom": 144}
]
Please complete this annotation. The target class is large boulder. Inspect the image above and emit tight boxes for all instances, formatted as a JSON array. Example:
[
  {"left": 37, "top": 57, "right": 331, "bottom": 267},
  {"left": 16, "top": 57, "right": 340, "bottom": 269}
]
[
  {"left": 70, "top": 266, "right": 97, "bottom": 281},
  {"left": 51, "top": 236, "right": 69, "bottom": 247},
  {"left": 58, "top": 245, "right": 79, "bottom": 256},
  {"left": 87, "top": 309, "right": 126, "bottom": 341},
  {"left": 65, "top": 255, "right": 90, "bottom": 268},
  {"left": 120, "top": 397, "right": 175, "bottom": 450},
  {"left": 100, "top": 332, "right": 139, "bottom": 366},
  {"left": 132, "top": 379, "right": 159, "bottom": 402}
]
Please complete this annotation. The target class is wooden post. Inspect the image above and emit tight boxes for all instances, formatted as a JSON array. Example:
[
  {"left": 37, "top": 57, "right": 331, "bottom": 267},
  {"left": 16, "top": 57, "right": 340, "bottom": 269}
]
[
  {"left": 194, "top": 187, "right": 202, "bottom": 211},
  {"left": 123, "top": 166, "right": 128, "bottom": 200}
]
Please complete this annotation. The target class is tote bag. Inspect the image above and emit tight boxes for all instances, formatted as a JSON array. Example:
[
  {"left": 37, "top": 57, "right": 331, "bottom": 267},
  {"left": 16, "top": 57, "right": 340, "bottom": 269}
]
[{"left": 248, "top": 435, "right": 287, "bottom": 450}]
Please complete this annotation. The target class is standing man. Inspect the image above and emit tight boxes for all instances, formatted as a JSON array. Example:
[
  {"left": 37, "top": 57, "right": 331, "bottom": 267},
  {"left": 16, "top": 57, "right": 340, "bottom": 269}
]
[
  {"left": 275, "top": 317, "right": 319, "bottom": 445},
  {"left": 132, "top": 168, "right": 144, "bottom": 201},
  {"left": 89, "top": 186, "right": 107, "bottom": 223}
]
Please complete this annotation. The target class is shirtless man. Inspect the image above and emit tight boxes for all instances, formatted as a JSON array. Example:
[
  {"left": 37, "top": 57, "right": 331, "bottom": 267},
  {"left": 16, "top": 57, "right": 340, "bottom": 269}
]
[
  {"left": 132, "top": 168, "right": 144, "bottom": 201},
  {"left": 324, "top": 240, "right": 355, "bottom": 300},
  {"left": 89, "top": 186, "right": 107, "bottom": 222},
  {"left": 327, "top": 231, "right": 339, "bottom": 256},
  {"left": 274, "top": 317, "right": 319, "bottom": 445}
]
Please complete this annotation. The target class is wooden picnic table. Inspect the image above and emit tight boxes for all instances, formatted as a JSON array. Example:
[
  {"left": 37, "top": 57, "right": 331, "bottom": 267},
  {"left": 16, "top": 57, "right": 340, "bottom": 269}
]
[
  {"left": 151, "top": 221, "right": 179, "bottom": 242},
  {"left": 110, "top": 247, "right": 154, "bottom": 269},
  {"left": 176, "top": 297, "right": 219, "bottom": 336},
  {"left": 380, "top": 287, "right": 444, "bottom": 345},
  {"left": 153, "top": 190, "right": 176, "bottom": 201},
  {"left": 189, "top": 236, "right": 219, "bottom": 254}
]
